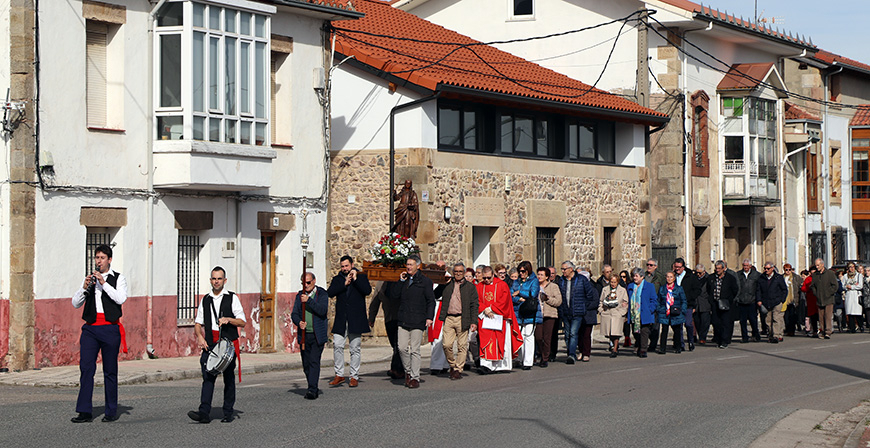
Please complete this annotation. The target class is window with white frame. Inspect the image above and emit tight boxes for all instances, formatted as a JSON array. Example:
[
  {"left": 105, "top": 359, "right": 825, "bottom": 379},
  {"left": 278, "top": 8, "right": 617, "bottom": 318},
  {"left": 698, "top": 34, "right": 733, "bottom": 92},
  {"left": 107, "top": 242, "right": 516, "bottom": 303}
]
[
  {"left": 155, "top": 1, "right": 271, "bottom": 146},
  {"left": 86, "top": 20, "right": 124, "bottom": 130},
  {"left": 510, "top": 0, "right": 533, "bottom": 18}
]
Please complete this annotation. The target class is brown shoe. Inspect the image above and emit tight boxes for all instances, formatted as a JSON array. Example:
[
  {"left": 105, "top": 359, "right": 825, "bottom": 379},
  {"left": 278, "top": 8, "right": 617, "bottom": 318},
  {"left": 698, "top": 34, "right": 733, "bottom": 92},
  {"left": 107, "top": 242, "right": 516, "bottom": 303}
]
[
  {"left": 328, "top": 376, "right": 345, "bottom": 386},
  {"left": 450, "top": 369, "right": 462, "bottom": 380},
  {"left": 404, "top": 373, "right": 410, "bottom": 387},
  {"left": 408, "top": 379, "right": 420, "bottom": 389},
  {"left": 349, "top": 378, "right": 359, "bottom": 387}
]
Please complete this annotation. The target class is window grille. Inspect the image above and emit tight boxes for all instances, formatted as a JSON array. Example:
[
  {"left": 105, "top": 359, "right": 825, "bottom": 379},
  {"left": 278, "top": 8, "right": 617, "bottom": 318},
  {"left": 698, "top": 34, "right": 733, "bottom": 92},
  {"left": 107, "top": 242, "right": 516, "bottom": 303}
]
[
  {"left": 85, "top": 231, "right": 112, "bottom": 276},
  {"left": 177, "top": 234, "right": 202, "bottom": 325},
  {"left": 536, "top": 228, "right": 558, "bottom": 269}
]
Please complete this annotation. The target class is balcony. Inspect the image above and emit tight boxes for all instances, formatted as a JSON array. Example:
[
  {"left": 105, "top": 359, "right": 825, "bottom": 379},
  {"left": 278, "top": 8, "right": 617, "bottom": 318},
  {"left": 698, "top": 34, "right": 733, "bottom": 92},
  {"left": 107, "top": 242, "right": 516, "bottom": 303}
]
[
  {"left": 723, "top": 159, "right": 779, "bottom": 205},
  {"left": 153, "top": 140, "right": 277, "bottom": 191}
]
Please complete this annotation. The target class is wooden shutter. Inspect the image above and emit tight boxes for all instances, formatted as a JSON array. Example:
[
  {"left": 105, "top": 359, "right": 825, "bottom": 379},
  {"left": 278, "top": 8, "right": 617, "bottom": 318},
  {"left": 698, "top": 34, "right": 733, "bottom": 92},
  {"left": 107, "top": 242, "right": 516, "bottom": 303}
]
[{"left": 86, "top": 22, "right": 108, "bottom": 127}]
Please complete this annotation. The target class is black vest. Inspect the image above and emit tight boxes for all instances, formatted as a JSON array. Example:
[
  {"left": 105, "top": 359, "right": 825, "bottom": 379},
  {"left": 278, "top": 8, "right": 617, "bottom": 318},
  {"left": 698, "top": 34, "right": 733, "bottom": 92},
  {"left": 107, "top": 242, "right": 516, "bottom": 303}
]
[
  {"left": 202, "top": 292, "right": 240, "bottom": 346},
  {"left": 82, "top": 272, "right": 122, "bottom": 323}
]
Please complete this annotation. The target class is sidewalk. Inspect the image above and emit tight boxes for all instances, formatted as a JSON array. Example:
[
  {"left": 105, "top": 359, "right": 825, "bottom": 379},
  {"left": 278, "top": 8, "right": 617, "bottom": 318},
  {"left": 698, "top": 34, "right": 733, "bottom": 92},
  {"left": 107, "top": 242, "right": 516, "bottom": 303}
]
[{"left": 0, "top": 343, "right": 406, "bottom": 388}]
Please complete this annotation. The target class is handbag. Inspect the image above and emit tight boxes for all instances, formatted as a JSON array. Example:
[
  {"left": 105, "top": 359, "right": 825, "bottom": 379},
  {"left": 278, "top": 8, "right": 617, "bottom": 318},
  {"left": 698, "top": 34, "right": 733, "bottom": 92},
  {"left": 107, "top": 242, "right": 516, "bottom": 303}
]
[
  {"left": 669, "top": 305, "right": 681, "bottom": 317},
  {"left": 518, "top": 297, "right": 539, "bottom": 318},
  {"left": 718, "top": 298, "right": 730, "bottom": 311},
  {"left": 603, "top": 299, "right": 619, "bottom": 309}
]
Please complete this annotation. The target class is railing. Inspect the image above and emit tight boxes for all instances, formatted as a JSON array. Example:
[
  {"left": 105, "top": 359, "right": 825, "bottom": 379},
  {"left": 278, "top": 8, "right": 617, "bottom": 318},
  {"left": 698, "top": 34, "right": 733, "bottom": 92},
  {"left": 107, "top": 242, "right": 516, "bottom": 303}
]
[{"left": 723, "top": 160, "right": 777, "bottom": 200}]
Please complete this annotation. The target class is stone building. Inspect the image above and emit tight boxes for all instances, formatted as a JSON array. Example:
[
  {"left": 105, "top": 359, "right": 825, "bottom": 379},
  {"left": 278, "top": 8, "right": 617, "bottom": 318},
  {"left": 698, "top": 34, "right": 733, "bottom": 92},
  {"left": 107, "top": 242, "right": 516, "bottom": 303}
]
[{"left": 328, "top": 0, "right": 668, "bottom": 293}]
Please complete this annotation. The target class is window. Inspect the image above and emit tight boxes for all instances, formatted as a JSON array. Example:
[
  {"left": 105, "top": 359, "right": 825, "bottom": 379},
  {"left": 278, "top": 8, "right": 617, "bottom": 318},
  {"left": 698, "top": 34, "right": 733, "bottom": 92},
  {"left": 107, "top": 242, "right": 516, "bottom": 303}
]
[
  {"left": 177, "top": 233, "right": 201, "bottom": 325},
  {"left": 808, "top": 147, "right": 819, "bottom": 212},
  {"left": 156, "top": 1, "right": 271, "bottom": 146},
  {"left": 721, "top": 96, "right": 778, "bottom": 199},
  {"left": 86, "top": 20, "right": 123, "bottom": 129},
  {"left": 501, "top": 113, "right": 549, "bottom": 156},
  {"left": 438, "top": 104, "right": 480, "bottom": 150},
  {"left": 831, "top": 144, "right": 842, "bottom": 205},
  {"left": 691, "top": 91, "right": 710, "bottom": 177},
  {"left": 85, "top": 229, "right": 113, "bottom": 276},
  {"left": 511, "top": 0, "right": 533, "bottom": 18},
  {"left": 854, "top": 132, "right": 870, "bottom": 200},
  {"left": 725, "top": 136, "right": 744, "bottom": 160},
  {"left": 536, "top": 227, "right": 557, "bottom": 269},
  {"left": 723, "top": 97, "right": 743, "bottom": 117},
  {"left": 270, "top": 40, "right": 292, "bottom": 146},
  {"left": 602, "top": 227, "right": 616, "bottom": 267},
  {"left": 567, "top": 119, "right": 614, "bottom": 163}
]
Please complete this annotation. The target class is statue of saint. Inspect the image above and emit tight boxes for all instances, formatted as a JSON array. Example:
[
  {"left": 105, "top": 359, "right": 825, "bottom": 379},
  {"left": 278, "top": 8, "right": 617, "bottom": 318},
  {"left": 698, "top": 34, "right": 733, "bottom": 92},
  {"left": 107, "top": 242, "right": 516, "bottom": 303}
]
[{"left": 392, "top": 179, "right": 419, "bottom": 239}]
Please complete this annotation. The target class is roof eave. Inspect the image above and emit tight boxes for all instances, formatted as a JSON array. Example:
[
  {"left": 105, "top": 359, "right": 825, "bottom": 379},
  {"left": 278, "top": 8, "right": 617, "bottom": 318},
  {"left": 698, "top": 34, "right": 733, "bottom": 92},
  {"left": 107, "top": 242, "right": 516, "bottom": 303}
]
[
  {"left": 271, "top": 0, "right": 364, "bottom": 19},
  {"left": 439, "top": 84, "right": 670, "bottom": 126},
  {"left": 691, "top": 14, "right": 816, "bottom": 52},
  {"left": 337, "top": 53, "right": 434, "bottom": 96}
]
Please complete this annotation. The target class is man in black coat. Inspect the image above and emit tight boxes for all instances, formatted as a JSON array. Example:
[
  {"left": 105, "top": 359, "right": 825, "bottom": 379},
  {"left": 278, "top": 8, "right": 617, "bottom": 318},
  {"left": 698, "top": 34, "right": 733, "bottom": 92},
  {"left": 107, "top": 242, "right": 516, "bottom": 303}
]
[
  {"left": 709, "top": 260, "right": 739, "bottom": 348},
  {"left": 736, "top": 259, "right": 762, "bottom": 342},
  {"left": 326, "top": 255, "right": 372, "bottom": 388},
  {"left": 756, "top": 262, "right": 788, "bottom": 343},
  {"left": 390, "top": 255, "right": 435, "bottom": 389},
  {"left": 673, "top": 258, "right": 701, "bottom": 351}
]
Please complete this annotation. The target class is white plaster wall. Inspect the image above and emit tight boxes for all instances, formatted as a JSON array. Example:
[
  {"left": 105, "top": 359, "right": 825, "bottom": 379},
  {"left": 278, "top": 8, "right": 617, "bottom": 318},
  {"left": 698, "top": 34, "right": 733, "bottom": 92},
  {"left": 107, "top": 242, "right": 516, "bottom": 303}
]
[
  {"left": 403, "top": 0, "right": 641, "bottom": 93},
  {"left": 331, "top": 65, "right": 435, "bottom": 151},
  {"left": 826, "top": 115, "right": 851, "bottom": 234},
  {"left": 35, "top": 194, "right": 327, "bottom": 300},
  {"left": 615, "top": 122, "right": 646, "bottom": 166}
]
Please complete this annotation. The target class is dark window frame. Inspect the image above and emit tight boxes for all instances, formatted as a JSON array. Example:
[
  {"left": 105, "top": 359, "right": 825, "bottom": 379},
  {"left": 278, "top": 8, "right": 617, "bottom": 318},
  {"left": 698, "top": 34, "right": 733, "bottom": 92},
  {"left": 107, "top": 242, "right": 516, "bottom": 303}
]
[
  {"left": 437, "top": 103, "right": 483, "bottom": 151},
  {"left": 512, "top": 0, "right": 533, "bottom": 17}
]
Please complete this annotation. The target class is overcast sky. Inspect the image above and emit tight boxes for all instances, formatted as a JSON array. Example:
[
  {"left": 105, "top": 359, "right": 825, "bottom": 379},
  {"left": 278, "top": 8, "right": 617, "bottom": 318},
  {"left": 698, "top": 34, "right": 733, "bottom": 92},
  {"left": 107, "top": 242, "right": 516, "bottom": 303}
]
[{"left": 703, "top": 0, "right": 868, "bottom": 63}]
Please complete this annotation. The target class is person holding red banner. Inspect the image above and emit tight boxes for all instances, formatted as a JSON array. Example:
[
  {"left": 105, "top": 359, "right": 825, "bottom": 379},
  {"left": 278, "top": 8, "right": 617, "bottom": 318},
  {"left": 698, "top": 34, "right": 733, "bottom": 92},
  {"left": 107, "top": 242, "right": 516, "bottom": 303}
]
[{"left": 477, "top": 266, "right": 523, "bottom": 373}]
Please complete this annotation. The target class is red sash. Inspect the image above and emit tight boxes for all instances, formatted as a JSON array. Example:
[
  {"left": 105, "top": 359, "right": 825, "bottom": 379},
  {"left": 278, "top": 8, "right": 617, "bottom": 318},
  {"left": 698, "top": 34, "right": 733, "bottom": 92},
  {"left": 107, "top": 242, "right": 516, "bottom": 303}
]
[
  {"left": 212, "top": 330, "right": 242, "bottom": 382},
  {"left": 90, "top": 312, "right": 127, "bottom": 353}
]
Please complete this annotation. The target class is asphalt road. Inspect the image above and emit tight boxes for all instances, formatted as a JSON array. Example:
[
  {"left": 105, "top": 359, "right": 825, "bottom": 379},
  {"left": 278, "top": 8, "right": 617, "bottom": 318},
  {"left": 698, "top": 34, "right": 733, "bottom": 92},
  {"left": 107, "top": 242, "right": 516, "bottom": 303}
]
[{"left": 3, "top": 332, "right": 870, "bottom": 448}]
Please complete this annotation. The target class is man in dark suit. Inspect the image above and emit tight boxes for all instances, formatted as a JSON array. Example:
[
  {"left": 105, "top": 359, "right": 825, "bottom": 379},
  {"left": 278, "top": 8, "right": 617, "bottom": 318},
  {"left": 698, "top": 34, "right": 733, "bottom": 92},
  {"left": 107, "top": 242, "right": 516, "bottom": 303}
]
[
  {"left": 709, "top": 260, "right": 739, "bottom": 349},
  {"left": 326, "top": 255, "right": 372, "bottom": 388},
  {"left": 673, "top": 258, "right": 701, "bottom": 351},
  {"left": 757, "top": 262, "right": 788, "bottom": 343},
  {"left": 390, "top": 255, "right": 435, "bottom": 389},
  {"left": 736, "top": 259, "right": 762, "bottom": 342},
  {"left": 291, "top": 272, "right": 329, "bottom": 400}
]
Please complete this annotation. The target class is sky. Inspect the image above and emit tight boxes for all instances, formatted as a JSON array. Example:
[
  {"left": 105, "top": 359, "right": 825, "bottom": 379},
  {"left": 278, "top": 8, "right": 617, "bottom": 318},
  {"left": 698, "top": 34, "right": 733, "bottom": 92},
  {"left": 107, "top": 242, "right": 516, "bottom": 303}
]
[{"left": 700, "top": 0, "right": 869, "bottom": 62}]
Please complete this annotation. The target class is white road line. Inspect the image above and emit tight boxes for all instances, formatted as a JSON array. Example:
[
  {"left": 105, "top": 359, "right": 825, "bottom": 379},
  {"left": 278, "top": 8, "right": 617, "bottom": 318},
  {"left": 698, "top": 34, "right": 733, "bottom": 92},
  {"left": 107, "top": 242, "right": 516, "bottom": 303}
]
[
  {"left": 611, "top": 367, "right": 642, "bottom": 373},
  {"left": 717, "top": 355, "right": 749, "bottom": 361},
  {"left": 765, "top": 379, "right": 870, "bottom": 406},
  {"left": 853, "top": 340, "right": 870, "bottom": 345},
  {"left": 769, "top": 349, "right": 795, "bottom": 354},
  {"left": 813, "top": 344, "right": 838, "bottom": 350},
  {"left": 238, "top": 383, "right": 265, "bottom": 388},
  {"left": 661, "top": 361, "right": 695, "bottom": 367}
]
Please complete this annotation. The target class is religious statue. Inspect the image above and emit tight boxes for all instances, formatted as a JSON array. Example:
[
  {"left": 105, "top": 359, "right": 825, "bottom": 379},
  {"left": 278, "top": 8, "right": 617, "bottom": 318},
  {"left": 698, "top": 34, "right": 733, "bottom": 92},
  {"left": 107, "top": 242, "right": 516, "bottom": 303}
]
[{"left": 392, "top": 179, "right": 419, "bottom": 239}]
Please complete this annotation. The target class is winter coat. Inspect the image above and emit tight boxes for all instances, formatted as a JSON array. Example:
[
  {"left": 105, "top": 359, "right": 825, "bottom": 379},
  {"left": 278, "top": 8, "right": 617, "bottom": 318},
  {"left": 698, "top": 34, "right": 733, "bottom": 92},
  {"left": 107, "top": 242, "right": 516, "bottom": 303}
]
[
  {"left": 327, "top": 269, "right": 372, "bottom": 335},
  {"left": 626, "top": 280, "right": 658, "bottom": 326},
  {"left": 557, "top": 274, "right": 596, "bottom": 320},
  {"left": 437, "top": 279, "right": 479, "bottom": 331},
  {"left": 391, "top": 273, "right": 436, "bottom": 330},
  {"left": 656, "top": 284, "right": 687, "bottom": 325},
  {"left": 511, "top": 276, "right": 541, "bottom": 325},
  {"left": 736, "top": 268, "right": 762, "bottom": 305},
  {"left": 291, "top": 286, "right": 329, "bottom": 346},
  {"left": 811, "top": 268, "right": 840, "bottom": 307},
  {"left": 538, "top": 281, "right": 563, "bottom": 319},
  {"left": 695, "top": 273, "right": 712, "bottom": 313},
  {"left": 678, "top": 269, "right": 702, "bottom": 308},
  {"left": 756, "top": 272, "right": 788, "bottom": 311}
]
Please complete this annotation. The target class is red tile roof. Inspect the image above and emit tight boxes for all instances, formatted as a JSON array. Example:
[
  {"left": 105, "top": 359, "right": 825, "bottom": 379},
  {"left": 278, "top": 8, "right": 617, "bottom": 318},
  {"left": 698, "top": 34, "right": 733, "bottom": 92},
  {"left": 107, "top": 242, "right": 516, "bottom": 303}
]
[
  {"left": 332, "top": 0, "right": 667, "bottom": 123},
  {"left": 717, "top": 63, "right": 774, "bottom": 91},
  {"left": 813, "top": 50, "right": 870, "bottom": 74},
  {"left": 281, "top": 0, "right": 357, "bottom": 11},
  {"left": 784, "top": 101, "right": 820, "bottom": 121},
  {"left": 852, "top": 106, "right": 870, "bottom": 127}
]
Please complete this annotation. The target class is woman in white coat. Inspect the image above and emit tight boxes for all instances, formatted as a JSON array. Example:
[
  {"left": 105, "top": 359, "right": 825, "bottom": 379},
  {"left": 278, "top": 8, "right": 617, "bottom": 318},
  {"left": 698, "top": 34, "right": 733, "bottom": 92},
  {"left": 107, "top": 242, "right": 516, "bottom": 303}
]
[{"left": 843, "top": 262, "right": 864, "bottom": 333}]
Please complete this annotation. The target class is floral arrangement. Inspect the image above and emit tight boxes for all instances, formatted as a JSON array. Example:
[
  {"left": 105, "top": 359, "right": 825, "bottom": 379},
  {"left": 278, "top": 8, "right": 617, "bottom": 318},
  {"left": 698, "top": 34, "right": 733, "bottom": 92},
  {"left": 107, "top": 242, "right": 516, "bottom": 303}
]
[{"left": 369, "top": 233, "right": 420, "bottom": 266}]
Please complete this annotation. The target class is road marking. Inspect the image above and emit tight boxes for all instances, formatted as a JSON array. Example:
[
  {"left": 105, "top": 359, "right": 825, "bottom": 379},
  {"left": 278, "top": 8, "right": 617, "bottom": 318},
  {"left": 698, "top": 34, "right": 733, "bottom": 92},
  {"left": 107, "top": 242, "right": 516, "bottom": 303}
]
[
  {"left": 813, "top": 344, "right": 838, "bottom": 350},
  {"left": 611, "top": 367, "right": 642, "bottom": 373},
  {"left": 765, "top": 379, "right": 870, "bottom": 406},
  {"left": 769, "top": 349, "right": 795, "bottom": 354},
  {"left": 661, "top": 361, "right": 695, "bottom": 367},
  {"left": 717, "top": 355, "right": 749, "bottom": 360},
  {"left": 853, "top": 340, "right": 870, "bottom": 345},
  {"left": 238, "top": 383, "right": 265, "bottom": 388}
]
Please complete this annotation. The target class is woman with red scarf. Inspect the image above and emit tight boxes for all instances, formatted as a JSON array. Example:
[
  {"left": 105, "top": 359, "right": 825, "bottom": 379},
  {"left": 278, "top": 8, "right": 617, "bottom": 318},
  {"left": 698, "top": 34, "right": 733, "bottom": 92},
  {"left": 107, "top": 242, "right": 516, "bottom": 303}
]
[{"left": 656, "top": 271, "right": 687, "bottom": 355}]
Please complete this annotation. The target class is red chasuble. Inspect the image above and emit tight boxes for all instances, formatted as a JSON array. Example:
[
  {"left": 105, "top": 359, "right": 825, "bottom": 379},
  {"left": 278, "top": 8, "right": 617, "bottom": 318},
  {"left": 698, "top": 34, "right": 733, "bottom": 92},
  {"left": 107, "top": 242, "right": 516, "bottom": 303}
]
[{"left": 476, "top": 279, "right": 523, "bottom": 361}]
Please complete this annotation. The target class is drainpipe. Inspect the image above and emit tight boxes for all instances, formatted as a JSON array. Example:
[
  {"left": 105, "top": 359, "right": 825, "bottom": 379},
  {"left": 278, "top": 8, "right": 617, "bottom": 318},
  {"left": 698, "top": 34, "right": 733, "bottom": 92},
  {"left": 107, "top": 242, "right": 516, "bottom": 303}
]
[
  {"left": 780, "top": 137, "right": 814, "bottom": 267},
  {"left": 681, "top": 22, "right": 712, "bottom": 265},
  {"left": 824, "top": 65, "right": 844, "bottom": 265},
  {"left": 143, "top": 0, "right": 166, "bottom": 359},
  {"left": 388, "top": 88, "right": 441, "bottom": 231}
]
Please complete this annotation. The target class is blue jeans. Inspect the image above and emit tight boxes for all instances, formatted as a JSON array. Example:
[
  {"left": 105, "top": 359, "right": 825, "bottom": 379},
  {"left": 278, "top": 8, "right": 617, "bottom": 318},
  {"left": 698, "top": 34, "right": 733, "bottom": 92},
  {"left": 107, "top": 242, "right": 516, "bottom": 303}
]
[{"left": 562, "top": 316, "right": 583, "bottom": 359}]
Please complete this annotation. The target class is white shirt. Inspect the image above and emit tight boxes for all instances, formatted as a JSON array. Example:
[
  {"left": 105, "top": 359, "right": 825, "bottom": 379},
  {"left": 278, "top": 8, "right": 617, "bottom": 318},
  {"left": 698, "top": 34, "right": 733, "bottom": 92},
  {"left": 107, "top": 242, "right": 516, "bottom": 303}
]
[
  {"left": 72, "top": 269, "right": 128, "bottom": 313},
  {"left": 194, "top": 289, "right": 246, "bottom": 327}
]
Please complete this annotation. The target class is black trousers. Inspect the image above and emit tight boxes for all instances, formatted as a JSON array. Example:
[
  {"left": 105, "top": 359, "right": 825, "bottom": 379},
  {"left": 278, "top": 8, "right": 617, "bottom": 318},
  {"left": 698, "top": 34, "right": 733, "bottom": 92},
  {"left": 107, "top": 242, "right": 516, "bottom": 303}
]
[
  {"left": 77, "top": 325, "right": 120, "bottom": 417},
  {"left": 633, "top": 324, "right": 653, "bottom": 354},
  {"left": 301, "top": 336, "right": 324, "bottom": 395},
  {"left": 199, "top": 350, "right": 236, "bottom": 418},
  {"left": 384, "top": 320, "right": 404, "bottom": 373},
  {"left": 659, "top": 324, "right": 683, "bottom": 351},
  {"left": 694, "top": 310, "right": 712, "bottom": 342},
  {"left": 738, "top": 303, "right": 760, "bottom": 341},
  {"left": 648, "top": 324, "right": 660, "bottom": 351},
  {"left": 712, "top": 307, "right": 734, "bottom": 345}
]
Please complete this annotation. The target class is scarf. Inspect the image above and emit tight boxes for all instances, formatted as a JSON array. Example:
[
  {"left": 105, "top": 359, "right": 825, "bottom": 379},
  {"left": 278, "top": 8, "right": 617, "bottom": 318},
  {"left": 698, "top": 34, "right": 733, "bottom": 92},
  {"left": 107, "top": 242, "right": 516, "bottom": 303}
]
[
  {"left": 630, "top": 282, "right": 643, "bottom": 333},
  {"left": 666, "top": 283, "right": 675, "bottom": 316}
]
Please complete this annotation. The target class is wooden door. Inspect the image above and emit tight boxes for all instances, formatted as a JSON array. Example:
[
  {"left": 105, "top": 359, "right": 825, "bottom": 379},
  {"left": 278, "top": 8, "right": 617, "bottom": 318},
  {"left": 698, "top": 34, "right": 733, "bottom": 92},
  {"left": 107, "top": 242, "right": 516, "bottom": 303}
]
[{"left": 260, "top": 232, "right": 276, "bottom": 352}]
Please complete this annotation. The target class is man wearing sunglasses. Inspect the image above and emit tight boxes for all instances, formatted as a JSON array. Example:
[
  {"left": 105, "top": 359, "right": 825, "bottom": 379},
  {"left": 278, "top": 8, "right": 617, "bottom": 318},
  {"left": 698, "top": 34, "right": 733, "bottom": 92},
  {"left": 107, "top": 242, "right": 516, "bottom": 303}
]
[
  {"left": 291, "top": 272, "right": 329, "bottom": 400},
  {"left": 782, "top": 264, "right": 802, "bottom": 336},
  {"left": 757, "top": 262, "right": 788, "bottom": 343}
]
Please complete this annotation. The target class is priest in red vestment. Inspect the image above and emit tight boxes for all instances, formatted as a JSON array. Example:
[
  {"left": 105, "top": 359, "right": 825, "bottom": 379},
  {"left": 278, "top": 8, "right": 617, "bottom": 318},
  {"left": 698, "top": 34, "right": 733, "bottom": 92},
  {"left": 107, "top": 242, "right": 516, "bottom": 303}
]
[{"left": 476, "top": 266, "right": 523, "bottom": 372}]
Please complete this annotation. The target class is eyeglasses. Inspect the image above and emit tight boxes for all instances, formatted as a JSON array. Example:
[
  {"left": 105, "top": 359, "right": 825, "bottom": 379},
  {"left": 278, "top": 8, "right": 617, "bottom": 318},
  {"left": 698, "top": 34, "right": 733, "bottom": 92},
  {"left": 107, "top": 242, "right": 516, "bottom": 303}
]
[
  {"left": 561, "top": 267, "right": 572, "bottom": 271},
  {"left": 647, "top": 263, "right": 656, "bottom": 267},
  {"left": 481, "top": 276, "right": 493, "bottom": 280},
  {"left": 518, "top": 270, "right": 526, "bottom": 274},
  {"left": 304, "top": 281, "right": 314, "bottom": 285},
  {"left": 453, "top": 270, "right": 465, "bottom": 274}
]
